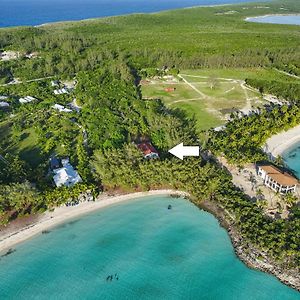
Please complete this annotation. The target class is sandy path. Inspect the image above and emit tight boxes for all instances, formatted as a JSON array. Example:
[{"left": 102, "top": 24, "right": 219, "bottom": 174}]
[
  {"left": 264, "top": 124, "right": 300, "bottom": 157},
  {"left": 0, "top": 190, "right": 188, "bottom": 253},
  {"left": 178, "top": 74, "right": 207, "bottom": 98}
]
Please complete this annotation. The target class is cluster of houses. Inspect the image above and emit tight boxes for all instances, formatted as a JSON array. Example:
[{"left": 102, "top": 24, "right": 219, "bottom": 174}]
[
  {"left": 257, "top": 164, "right": 298, "bottom": 194},
  {"left": 50, "top": 157, "right": 82, "bottom": 188},
  {"left": 48, "top": 142, "right": 158, "bottom": 190}
]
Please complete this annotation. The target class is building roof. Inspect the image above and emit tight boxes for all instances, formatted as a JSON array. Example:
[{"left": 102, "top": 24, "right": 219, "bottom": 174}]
[
  {"left": 259, "top": 165, "right": 298, "bottom": 186},
  {"left": 53, "top": 162, "right": 82, "bottom": 187},
  {"left": 50, "top": 157, "right": 61, "bottom": 170},
  {"left": 52, "top": 104, "right": 72, "bottom": 113},
  {"left": 19, "top": 96, "right": 36, "bottom": 104},
  {"left": 137, "top": 142, "right": 159, "bottom": 156},
  {"left": 0, "top": 101, "right": 9, "bottom": 107},
  {"left": 54, "top": 88, "right": 69, "bottom": 95}
]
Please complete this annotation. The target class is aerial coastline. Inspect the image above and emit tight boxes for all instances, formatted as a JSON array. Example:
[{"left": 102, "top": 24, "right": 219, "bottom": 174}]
[
  {"left": 0, "top": 190, "right": 188, "bottom": 254},
  {"left": 0, "top": 0, "right": 300, "bottom": 296},
  {"left": 264, "top": 124, "right": 300, "bottom": 158},
  {"left": 0, "top": 0, "right": 260, "bottom": 29}
]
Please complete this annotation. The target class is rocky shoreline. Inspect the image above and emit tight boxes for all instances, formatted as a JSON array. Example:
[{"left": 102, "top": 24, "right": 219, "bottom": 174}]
[{"left": 197, "top": 199, "right": 300, "bottom": 292}]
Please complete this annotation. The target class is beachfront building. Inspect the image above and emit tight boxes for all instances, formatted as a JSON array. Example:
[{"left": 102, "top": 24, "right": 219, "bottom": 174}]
[
  {"left": 137, "top": 142, "right": 159, "bottom": 159},
  {"left": 52, "top": 158, "right": 82, "bottom": 187},
  {"left": 19, "top": 96, "right": 37, "bottom": 104},
  {"left": 257, "top": 164, "right": 298, "bottom": 194}
]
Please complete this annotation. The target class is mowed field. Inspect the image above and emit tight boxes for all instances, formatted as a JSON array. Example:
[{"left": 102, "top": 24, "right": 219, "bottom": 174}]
[{"left": 140, "top": 68, "right": 291, "bottom": 131}]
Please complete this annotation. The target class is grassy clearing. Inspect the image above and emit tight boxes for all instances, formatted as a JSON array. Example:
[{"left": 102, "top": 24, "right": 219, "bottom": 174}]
[
  {"left": 141, "top": 68, "right": 271, "bottom": 131},
  {"left": 141, "top": 83, "right": 200, "bottom": 102}
]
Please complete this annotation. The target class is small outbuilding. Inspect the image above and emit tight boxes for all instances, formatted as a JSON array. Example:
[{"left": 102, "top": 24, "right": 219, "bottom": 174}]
[
  {"left": 164, "top": 87, "right": 176, "bottom": 92},
  {"left": 50, "top": 157, "right": 61, "bottom": 170}
]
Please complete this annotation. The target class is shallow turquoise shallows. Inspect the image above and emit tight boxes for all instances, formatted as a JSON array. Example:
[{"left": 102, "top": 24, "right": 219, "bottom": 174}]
[
  {"left": 283, "top": 141, "right": 300, "bottom": 179},
  {"left": 0, "top": 196, "right": 299, "bottom": 299}
]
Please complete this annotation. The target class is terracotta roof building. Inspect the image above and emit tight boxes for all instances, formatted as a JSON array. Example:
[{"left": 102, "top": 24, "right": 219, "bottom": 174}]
[
  {"left": 257, "top": 164, "right": 298, "bottom": 194},
  {"left": 137, "top": 142, "right": 159, "bottom": 159}
]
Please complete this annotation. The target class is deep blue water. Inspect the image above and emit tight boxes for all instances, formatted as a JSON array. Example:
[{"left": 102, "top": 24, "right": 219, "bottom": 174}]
[
  {"left": 283, "top": 141, "right": 300, "bottom": 179},
  {"left": 1, "top": 0, "right": 263, "bottom": 28},
  {"left": 0, "top": 195, "right": 299, "bottom": 299},
  {"left": 247, "top": 15, "right": 300, "bottom": 25}
]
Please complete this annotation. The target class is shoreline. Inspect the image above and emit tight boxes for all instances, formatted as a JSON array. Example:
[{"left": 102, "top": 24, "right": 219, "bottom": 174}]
[
  {"left": 0, "top": 189, "right": 188, "bottom": 254},
  {"left": 198, "top": 199, "right": 300, "bottom": 291},
  {"left": 264, "top": 124, "right": 300, "bottom": 158},
  {"left": 0, "top": 1, "right": 253, "bottom": 29},
  {"left": 1, "top": 188, "right": 299, "bottom": 291},
  {"left": 34, "top": 3, "right": 234, "bottom": 28}
]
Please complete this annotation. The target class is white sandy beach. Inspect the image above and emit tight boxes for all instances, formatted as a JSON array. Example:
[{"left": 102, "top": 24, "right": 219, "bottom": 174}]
[
  {"left": 0, "top": 190, "right": 188, "bottom": 253},
  {"left": 264, "top": 124, "right": 300, "bottom": 157}
]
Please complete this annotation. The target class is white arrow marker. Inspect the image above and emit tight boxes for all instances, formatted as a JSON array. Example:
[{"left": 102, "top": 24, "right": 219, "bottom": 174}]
[{"left": 168, "top": 143, "right": 199, "bottom": 160}]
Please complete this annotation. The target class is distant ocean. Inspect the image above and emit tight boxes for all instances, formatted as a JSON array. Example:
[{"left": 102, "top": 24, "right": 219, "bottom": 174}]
[
  {"left": 0, "top": 0, "right": 263, "bottom": 28},
  {"left": 0, "top": 196, "right": 298, "bottom": 299}
]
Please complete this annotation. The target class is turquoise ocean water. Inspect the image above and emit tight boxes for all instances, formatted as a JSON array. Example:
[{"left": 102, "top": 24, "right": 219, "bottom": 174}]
[
  {"left": 283, "top": 141, "right": 300, "bottom": 179},
  {"left": 0, "top": 195, "right": 298, "bottom": 299},
  {"left": 0, "top": 0, "right": 263, "bottom": 28}
]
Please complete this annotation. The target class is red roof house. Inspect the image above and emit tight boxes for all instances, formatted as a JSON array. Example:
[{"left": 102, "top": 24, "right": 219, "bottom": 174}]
[{"left": 137, "top": 142, "right": 159, "bottom": 159}]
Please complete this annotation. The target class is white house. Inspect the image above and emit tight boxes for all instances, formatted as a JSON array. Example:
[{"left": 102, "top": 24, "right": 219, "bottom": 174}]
[
  {"left": 0, "top": 102, "right": 10, "bottom": 108},
  {"left": 53, "top": 158, "right": 82, "bottom": 187},
  {"left": 52, "top": 104, "right": 72, "bottom": 113},
  {"left": 54, "top": 88, "right": 69, "bottom": 95},
  {"left": 19, "top": 96, "right": 37, "bottom": 104},
  {"left": 257, "top": 164, "right": 298, "bottom": 194}
]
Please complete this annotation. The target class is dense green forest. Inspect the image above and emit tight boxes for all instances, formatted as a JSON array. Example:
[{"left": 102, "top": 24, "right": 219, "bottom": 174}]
[
  {"left": 0, "top": 0, "right": 300, "bottom": 275},
  {"left": 0, "top": 0, "right": 299, "bottom": 83}
]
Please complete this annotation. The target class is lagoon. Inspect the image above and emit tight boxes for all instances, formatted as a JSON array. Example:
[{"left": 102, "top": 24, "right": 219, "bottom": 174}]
[
  {"left": 0, "top": 195, "right": 298, "bottom": 299},
  {"left": 246, "top": 15, "right": 300, "bottom": 25}
]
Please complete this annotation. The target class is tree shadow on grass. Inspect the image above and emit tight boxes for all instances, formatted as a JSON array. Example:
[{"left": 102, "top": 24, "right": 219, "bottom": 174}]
[{"left": 19, "top": 146, "right": 45, "bottom": 168}]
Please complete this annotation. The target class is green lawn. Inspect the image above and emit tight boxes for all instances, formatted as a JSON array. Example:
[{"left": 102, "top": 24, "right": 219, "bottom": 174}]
[
  {"left": 169, "top": 100, "right": 223, "bottom": 131},
  {"left": 14, "top": 128, "right": 44, "bottom": 168}
]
